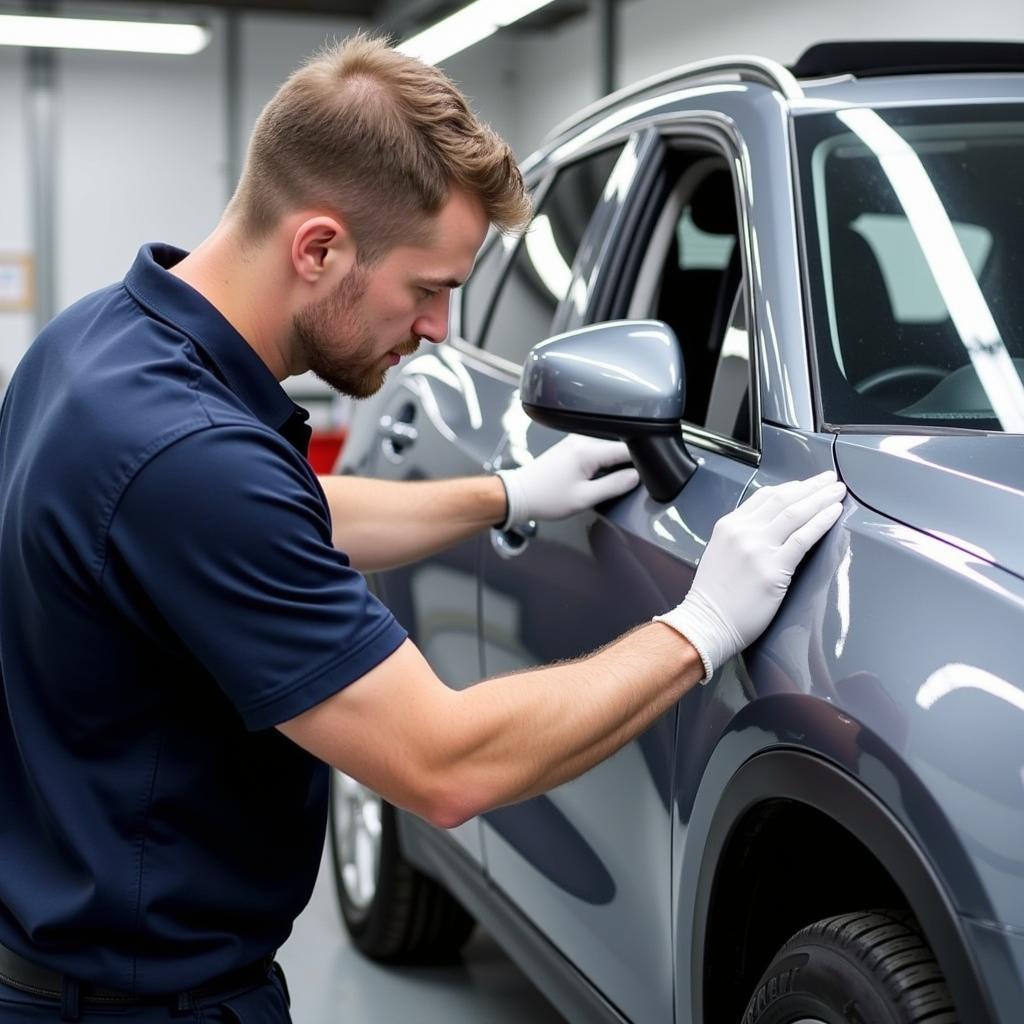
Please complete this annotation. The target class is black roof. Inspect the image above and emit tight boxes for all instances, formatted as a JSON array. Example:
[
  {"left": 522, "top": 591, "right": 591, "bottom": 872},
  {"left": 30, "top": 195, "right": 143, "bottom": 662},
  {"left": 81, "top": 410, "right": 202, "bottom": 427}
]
[{"left": 792, "top": 41, "right": 1024, "bottom": 79}]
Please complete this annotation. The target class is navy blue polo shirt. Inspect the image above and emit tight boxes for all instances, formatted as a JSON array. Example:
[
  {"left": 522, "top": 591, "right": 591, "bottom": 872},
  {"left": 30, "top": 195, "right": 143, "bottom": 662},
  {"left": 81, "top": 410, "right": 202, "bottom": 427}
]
[{"left": 0, "top": 244, "right": 407, "bottom": 993}]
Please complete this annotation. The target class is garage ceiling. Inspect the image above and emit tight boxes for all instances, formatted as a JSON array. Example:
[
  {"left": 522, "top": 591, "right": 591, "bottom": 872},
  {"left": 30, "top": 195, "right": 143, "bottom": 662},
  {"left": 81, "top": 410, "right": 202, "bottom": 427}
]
[{"left": 54, "top": 0, "right": 591, "bottom": 35}]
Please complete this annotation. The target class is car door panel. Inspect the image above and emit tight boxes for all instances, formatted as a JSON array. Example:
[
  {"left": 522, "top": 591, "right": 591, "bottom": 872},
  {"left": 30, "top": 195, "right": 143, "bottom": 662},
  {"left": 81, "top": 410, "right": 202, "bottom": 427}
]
[{"left": 480, "top": 404, "right": 755, "bottom": 1023}]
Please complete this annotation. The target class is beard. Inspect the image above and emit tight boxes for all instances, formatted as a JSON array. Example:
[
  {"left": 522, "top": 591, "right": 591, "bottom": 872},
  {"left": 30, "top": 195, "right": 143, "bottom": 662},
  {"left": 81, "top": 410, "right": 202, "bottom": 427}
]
[{"left": 292, "top": 267, "right": 419, "bottom": 399}]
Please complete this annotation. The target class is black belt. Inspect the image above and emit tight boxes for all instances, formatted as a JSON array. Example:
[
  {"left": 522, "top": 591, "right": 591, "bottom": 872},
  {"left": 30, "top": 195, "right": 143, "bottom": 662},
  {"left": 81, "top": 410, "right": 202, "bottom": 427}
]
[{"left": 0, "top": 940, "right": 276, "bottom": 1013}]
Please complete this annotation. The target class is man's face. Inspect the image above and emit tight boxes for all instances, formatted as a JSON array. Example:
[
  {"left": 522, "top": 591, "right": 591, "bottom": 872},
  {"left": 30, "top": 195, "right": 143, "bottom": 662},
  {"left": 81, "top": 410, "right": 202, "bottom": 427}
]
[{"left": 293, "top": 190, "right": 489, "bottom": 398}]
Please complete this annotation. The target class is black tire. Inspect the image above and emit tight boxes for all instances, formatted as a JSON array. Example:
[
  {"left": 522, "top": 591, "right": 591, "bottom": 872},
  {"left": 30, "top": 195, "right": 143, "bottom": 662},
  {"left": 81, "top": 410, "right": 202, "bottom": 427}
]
[
  {"left": 741, "top": 909, "right": 957, "bottom": 1024},
  {"left": 327, "top": 776, "right": 475, "bottom": 964}
]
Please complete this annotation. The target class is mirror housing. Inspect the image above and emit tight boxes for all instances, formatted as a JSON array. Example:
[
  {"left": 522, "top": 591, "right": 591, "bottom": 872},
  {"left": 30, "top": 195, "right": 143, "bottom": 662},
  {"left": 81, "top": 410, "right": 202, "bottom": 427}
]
[{"left": 521, "top": 320, "right": 697, "bottom": 501}]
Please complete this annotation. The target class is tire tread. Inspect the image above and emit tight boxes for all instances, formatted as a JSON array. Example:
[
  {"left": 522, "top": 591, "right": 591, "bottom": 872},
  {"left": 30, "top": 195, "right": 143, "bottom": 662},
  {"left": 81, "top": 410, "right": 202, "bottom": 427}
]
[{"left": 743, "top": 908, "right": 958, "bottom": 1024}]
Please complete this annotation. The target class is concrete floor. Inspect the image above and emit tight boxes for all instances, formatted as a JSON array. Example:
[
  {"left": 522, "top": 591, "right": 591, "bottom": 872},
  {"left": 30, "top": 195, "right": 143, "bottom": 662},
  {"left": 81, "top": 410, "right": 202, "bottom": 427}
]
[{"left": 277, "top": 849, "right": 568, "bottom": 1023}]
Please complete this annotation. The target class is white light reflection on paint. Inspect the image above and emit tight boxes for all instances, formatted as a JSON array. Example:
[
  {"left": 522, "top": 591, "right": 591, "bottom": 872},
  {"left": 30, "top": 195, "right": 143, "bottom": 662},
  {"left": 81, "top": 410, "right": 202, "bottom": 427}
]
[
  {"left": 879, "top": 435, "right": 1021, "bottom": 503},
  {"left": 834, "top": 542, "right": 852, "bottom": 658},
  {"left": 439, "top": 347, "right": 482, "bottom": 430},
  {"left": 408, "top": 377, "right": 457, "bottom": 443},
  {"left": 500, "top": 390, "right": 534, "bottom": 468},
  {"left": 551, "top": 351, "right": 664, "bottom": 394},
  {"left": 652, "top": 518, "right": 674, "bottom": 543},
  {"left": 837, "top": 108, "right": 1024, "bottom": 433},
  {"left": 916, "top": 663, "right": 1024, "bottom": 714},
  {"left": 651, "top": 505, "right": 708, "bottom": 548},
  {"left": 406, "top": 353, "right": 459, "bottom": 392},
  {"left": 877, "top": 521, "right": 1023, "bottom": 608}
]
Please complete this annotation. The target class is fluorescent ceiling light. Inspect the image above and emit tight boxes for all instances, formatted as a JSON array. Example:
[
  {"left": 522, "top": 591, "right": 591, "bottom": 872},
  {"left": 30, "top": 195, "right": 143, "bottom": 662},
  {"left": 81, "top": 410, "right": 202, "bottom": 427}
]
[
  {"left": 397, "top": 0, "right": 555, "bottom": 66},
  {"left": 0, "top": 14, "right": 210, "bottom": 55}
]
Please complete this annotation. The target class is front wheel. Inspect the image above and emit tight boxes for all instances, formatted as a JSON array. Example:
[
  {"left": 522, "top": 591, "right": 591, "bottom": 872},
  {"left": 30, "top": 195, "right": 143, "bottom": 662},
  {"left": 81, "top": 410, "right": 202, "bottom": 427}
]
[
  {"left": 327, "top": 770, "right": 475, "bottom": 964},
  {"left": 741, "top": 909, "right": 957, "bottom": 1024}
]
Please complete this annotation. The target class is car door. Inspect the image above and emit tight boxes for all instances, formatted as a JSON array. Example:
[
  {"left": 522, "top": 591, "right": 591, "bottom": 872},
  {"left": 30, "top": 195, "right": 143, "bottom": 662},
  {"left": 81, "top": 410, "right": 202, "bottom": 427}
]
[{"left": 477, "top": 130, "right": 762, "bottom": 1024}]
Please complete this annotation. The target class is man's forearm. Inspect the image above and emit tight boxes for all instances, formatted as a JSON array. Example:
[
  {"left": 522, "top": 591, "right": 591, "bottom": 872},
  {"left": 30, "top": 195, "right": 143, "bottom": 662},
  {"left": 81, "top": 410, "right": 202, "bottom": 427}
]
[
  {"left": 319, "top": 474, "right": 506, "bottom": 571},
  {"left": 278, "top": 623, "right": 702, "bottom": 830},
  {"left": 428, "top": 622, "right": 703, "bottom": 824}
]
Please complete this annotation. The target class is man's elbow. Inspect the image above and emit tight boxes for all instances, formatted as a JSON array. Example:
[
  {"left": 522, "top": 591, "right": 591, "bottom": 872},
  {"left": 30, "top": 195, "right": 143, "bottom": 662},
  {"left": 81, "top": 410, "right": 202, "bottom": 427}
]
[{"left": 408, "top": 770, "right": 493, "bottom": 831}]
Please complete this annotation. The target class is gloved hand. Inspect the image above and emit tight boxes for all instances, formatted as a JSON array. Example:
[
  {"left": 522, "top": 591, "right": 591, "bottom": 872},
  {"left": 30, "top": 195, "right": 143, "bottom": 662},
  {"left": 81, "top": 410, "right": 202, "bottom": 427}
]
[
  {"left": 654, "top": 471, "right": 846, "bottom": 682},
  {"left": 495, "top": 434, "right": 640, "bottom": 529}
]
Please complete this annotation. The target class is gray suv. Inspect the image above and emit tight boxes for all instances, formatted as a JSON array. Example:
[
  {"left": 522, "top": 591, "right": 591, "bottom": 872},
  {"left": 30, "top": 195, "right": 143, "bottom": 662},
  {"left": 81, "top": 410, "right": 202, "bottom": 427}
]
[{"left": 329, "top": 41, "right": 1024, "bottom": 1024}]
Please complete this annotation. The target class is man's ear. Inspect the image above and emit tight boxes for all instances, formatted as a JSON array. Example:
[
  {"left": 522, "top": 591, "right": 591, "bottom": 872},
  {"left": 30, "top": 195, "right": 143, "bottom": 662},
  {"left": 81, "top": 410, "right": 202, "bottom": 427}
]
[{"left": 290, "top": 215, "right": 357, "bottom": 287}]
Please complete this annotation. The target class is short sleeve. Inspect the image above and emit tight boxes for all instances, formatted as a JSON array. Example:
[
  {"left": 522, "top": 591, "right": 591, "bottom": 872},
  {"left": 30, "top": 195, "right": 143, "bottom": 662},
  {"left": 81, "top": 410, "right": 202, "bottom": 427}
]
[{"left": 103, "top": 425, "right": 407, "bottom": 730}]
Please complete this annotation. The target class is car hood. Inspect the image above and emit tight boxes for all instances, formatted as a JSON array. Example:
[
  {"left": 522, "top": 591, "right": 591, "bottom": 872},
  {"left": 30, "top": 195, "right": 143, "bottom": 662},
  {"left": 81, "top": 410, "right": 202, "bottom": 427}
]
[{"left": 834, "top": 433, "right": 1024, "bottom": 579}]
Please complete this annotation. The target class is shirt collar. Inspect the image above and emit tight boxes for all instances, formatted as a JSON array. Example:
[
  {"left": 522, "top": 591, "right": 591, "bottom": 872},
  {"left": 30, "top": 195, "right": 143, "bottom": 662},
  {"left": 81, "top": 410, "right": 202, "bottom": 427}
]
[{"left": 124, "top": 243, "right": 311, "bottom": 453}]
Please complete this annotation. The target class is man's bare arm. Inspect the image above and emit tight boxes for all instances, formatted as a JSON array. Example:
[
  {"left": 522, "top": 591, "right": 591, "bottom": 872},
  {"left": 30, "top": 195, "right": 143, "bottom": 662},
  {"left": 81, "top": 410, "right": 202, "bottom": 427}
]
[
  {"left": 281, "top": 473, "right": 846, "bottom": 826},
  {"left": 277, "top": 626, "right": 702, "bottom": 828},
  {"left": 318, "top": 473, "right": 506, "bottom": 572},
  {"left": 318, "top": 434, "right": 639, "bottom": 572}
]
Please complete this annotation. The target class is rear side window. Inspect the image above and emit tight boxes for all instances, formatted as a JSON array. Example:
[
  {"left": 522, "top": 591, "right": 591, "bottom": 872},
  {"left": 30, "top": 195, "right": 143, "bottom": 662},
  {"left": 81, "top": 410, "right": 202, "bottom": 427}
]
[
  {"left": 459, "top": 233, "right": 509, "bottom": 344},
  {"left": 481, "top": 145, "right": 624, "bottom": 366}
]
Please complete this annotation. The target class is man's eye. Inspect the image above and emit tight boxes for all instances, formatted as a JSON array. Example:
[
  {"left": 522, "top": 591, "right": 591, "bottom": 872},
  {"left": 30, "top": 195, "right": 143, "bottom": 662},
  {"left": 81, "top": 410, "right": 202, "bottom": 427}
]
[{"left": 418, "top": 287, "right": 438, "bottom": 299}]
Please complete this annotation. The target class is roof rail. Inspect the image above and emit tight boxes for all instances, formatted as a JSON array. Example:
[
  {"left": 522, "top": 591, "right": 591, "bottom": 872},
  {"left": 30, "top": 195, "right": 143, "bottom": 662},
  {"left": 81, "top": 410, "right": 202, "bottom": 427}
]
[{"left": 543, "top": 54, "right": 803, "bottom": 144}]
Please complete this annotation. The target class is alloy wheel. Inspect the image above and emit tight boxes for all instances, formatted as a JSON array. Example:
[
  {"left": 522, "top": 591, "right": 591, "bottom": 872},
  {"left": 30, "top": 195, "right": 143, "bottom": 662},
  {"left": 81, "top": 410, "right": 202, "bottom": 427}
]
[{"left": 331, "top": 770, "right": 383, "bottom": 911}]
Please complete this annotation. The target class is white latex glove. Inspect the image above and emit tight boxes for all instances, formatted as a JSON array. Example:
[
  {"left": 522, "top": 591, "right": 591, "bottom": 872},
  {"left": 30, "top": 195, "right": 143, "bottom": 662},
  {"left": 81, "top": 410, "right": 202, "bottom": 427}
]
[
  {"left": 654, "top": 471, "right": 846, "bottom": 683},
  {"left": 495, "top": 434, "right": 641, "bottom": 529}
]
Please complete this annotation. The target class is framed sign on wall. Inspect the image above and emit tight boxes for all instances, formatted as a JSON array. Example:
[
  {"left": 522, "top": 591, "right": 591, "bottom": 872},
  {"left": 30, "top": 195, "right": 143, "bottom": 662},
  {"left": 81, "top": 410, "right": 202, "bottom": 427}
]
[{"left": 0, "top": 255, "right": 34, "bottom": 313}]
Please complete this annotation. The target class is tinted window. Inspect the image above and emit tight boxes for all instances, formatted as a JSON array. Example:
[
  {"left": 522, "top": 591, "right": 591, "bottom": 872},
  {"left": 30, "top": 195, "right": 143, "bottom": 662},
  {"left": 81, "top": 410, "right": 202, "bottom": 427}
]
[
  {"left": 796, "top": 105, "right": 1024, "bottom": 431},
  {"left": 483, "top": 146, "right": 624, "bottom": 365}
]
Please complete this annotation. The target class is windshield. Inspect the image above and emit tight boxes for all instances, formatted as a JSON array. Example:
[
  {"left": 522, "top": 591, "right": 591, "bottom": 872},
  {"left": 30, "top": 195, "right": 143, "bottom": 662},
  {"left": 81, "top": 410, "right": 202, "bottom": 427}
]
[{"left": 795, "top": 104, "right": 1024, "bottom": 432}]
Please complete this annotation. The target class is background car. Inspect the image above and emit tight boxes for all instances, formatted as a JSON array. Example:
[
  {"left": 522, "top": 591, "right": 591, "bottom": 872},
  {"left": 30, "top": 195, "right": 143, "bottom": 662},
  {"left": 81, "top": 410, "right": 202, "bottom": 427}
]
[{"left": 330, "top": 40, "right": 1024, "bottom": 1023}]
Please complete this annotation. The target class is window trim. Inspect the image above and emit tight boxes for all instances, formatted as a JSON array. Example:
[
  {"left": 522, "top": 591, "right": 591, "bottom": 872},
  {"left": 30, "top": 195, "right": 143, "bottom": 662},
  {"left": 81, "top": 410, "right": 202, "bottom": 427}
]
[
  {"left": 473, "top": 140, "right": 634, "bottom": 366},
  {"left": 588, "top": 117, "right": 763, "bottom": 462},
  {"left": 453, "top": 171, "right": 554, "bottom": 351}
]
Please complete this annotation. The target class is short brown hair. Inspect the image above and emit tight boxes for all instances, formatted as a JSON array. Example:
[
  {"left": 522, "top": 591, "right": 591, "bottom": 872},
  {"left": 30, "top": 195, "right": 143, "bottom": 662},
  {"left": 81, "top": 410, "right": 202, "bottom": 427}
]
[{"left": 227, "top": 33, "right": 530, "bottom": 261}]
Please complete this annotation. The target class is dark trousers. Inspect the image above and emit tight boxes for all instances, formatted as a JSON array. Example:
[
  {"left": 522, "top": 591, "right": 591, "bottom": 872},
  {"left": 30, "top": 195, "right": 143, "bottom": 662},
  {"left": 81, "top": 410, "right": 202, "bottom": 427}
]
[{"left": 0, "top": 964, "right": 291, "bottom": 1023}]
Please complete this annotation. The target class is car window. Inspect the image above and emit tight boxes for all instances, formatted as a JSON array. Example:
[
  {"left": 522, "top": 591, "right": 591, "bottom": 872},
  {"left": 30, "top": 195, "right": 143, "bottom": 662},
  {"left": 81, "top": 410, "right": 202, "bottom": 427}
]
[
  {"left": 795, "top": 104, "right": 1024, "bottom": 431},
  {"left": 625, "top": 153, "right": 746, "bottom": 437},
  {"left": 458, "top": 233, "right": 509, "bottom": 344},
  {"left": 481, "top": 145, "right": 624, "bottom": 365}
]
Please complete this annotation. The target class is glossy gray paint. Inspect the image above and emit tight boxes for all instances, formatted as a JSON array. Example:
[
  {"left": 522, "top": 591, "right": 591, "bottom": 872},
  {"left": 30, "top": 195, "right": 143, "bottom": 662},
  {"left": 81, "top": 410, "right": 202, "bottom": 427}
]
[
  {"left": 667, "top": 424, "right": 1024, "bottom": 1020},
  {"left": 481, "top": 412, "right": 755, "bottom": 1024},
  {"left": 834, "top": 433, "right": 1024, "bottom": 580},
  {"left": 521, "top": 320, "right": 684, "bottom": 423},
  {"left": 338, "top": 61, "right": 1024, "bottom": 1024}
]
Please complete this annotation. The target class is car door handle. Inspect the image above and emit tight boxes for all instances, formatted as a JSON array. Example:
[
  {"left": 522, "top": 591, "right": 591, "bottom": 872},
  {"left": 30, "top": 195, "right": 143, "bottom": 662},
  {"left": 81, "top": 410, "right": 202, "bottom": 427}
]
[
  {"left": 490, "top": 520, "right": 537, "bottom": 559},
  {"left": 377, "top": 414, "right": 418, "bottom": 461}
]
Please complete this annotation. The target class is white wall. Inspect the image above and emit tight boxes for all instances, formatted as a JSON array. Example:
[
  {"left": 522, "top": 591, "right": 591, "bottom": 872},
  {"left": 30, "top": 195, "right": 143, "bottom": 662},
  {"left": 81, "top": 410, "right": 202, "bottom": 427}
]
[
  {"left": 238, "top": 12, "right": 363, "bottom": 170},
  {"left": 0, "top": 35, "right": 34, "bottom": 383},
  {"left": 55, "top": 17, "right": 227, "bottom": 309}
]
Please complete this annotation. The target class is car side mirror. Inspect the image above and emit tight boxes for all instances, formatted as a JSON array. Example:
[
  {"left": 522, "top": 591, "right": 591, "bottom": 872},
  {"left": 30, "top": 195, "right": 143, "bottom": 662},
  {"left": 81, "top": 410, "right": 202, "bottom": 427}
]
[{"left": 520, "top": 320, "right": 698, "bottom": 502}]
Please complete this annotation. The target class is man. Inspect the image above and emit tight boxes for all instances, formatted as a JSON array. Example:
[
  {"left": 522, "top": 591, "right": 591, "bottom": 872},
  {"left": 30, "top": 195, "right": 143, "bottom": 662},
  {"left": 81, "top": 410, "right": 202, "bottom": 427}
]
[{"left": 0, "top": 34, "right": 845, "bottom": 1023}]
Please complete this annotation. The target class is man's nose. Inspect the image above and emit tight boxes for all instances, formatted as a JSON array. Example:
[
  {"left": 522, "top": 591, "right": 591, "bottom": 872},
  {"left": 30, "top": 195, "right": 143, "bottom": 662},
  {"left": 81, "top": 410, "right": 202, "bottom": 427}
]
[{"left": 413, "top": 292, "right": 451, "bottom": 344}]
